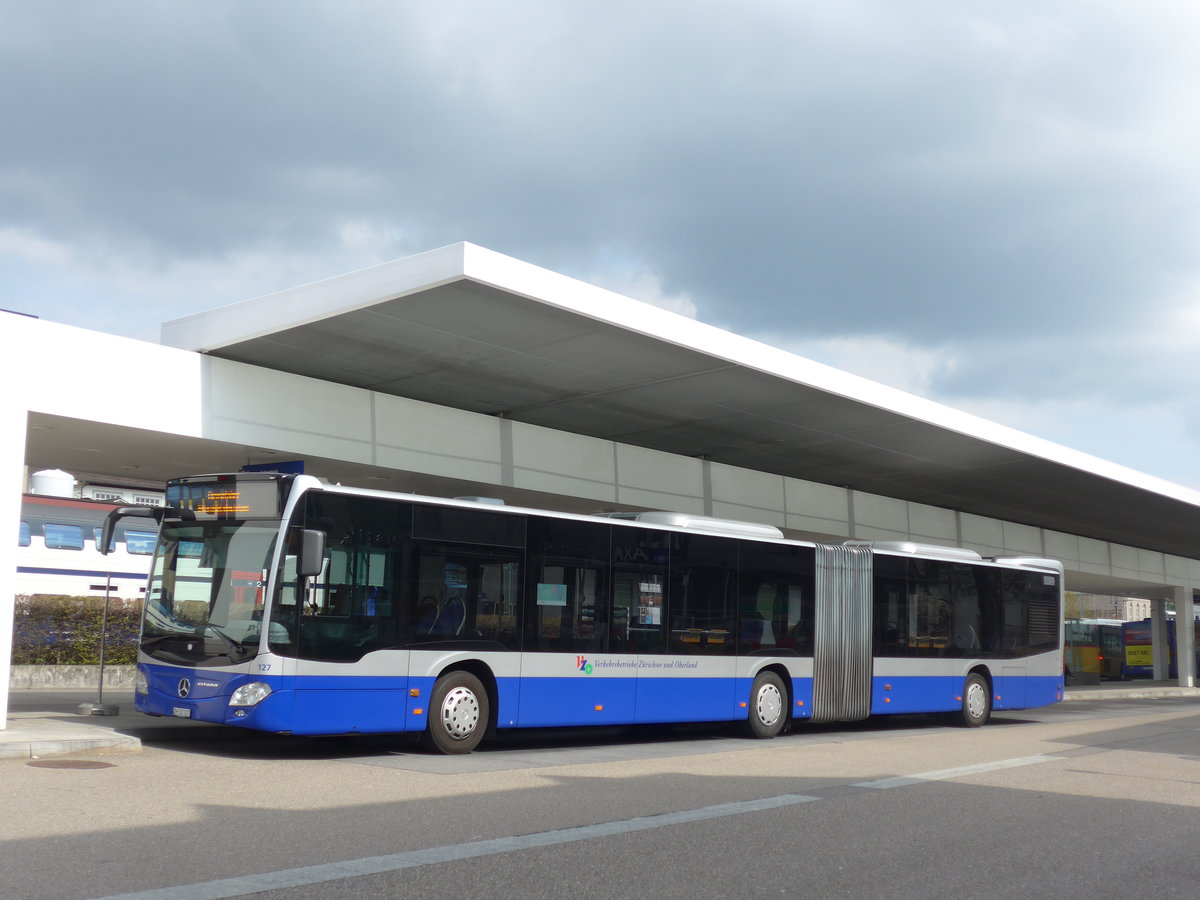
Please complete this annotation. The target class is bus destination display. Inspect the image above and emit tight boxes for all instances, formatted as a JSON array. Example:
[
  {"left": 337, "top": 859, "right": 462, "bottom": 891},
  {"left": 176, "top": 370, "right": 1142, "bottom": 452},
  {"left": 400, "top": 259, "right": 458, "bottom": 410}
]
[{"left": 167, "top": 478, "right": 284, "bottom": 520}]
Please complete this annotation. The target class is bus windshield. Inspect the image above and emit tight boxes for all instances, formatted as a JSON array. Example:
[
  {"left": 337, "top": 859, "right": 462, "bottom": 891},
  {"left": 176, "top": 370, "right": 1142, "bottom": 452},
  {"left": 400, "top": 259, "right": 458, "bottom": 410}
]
[{"left": 141, "top": 521, "right": 283, "bottom": 667}]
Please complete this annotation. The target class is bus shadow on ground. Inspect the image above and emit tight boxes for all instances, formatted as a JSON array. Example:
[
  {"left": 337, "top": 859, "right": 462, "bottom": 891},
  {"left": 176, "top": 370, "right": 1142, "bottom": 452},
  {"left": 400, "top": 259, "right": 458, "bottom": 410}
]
[{"left": 133, "top": 710, "right": 1030, "bottom": 764}]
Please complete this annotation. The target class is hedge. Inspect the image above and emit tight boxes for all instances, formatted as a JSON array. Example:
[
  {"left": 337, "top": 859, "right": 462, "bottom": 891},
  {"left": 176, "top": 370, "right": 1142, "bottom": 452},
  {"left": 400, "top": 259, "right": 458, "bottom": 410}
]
[{"left": 11, "top": 595, "right": 142, "bottom": 665}]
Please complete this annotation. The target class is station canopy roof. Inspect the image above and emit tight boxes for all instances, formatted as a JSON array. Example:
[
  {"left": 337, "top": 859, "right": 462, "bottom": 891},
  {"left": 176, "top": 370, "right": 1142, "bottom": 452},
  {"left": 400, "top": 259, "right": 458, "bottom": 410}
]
[{"left": 162, "top": 243, "right": 1200, "bottom": 561}]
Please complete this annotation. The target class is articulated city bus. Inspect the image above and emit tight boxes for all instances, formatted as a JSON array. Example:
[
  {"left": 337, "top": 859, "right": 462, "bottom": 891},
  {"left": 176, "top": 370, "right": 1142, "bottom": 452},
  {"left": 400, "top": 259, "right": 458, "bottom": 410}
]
[{"left": 105, "top": 473, "right": 1064, "bottom": 753}]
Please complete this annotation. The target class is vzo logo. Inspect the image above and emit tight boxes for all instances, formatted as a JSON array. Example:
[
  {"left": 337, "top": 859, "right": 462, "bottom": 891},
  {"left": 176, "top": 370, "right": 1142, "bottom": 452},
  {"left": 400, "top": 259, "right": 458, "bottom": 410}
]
[{"left": 576, "top": 655, "right": 594, "bottom": 675}]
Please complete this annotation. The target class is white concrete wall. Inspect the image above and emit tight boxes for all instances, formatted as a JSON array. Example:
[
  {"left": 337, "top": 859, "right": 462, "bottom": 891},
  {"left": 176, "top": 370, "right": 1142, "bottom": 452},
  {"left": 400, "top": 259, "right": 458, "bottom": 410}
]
[
  {"left": 3, "top": 316, "right": 209, "bottom": 726},
  {"left": 0, "top": 401, "right": 26, "bottom": 720}
]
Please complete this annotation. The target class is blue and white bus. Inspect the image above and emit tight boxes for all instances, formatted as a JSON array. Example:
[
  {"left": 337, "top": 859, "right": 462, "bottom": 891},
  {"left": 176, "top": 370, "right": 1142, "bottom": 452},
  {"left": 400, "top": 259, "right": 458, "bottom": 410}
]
[{"left": 105, "top": 473, "right": 1064, "bottom": 753}]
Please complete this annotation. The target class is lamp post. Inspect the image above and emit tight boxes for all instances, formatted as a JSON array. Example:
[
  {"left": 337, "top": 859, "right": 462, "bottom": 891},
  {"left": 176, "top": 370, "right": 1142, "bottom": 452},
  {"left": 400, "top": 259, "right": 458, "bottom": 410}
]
[{"left": 78, "top": 572, "right": 120, "bottom": 716}]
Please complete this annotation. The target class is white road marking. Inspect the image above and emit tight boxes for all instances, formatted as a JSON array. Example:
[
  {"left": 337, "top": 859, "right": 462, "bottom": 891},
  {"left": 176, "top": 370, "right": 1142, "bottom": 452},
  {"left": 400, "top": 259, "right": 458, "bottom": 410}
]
[
  {"left": 854, "top": 755, "right": 1063, "bottom": 789},
  {"left": 86, "top": 793, "right": 820, "bottom": 900},
  {"left": 89, "top": 752, "right": 1066, "bottom": 899}
]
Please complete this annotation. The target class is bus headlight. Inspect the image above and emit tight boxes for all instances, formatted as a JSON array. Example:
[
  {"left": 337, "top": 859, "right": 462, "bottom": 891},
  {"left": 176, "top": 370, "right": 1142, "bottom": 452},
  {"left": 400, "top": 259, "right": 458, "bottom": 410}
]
[
  {"left": 135, "top": 669, "right": 148, "bottom": 695},
  {"left": 229, "top": 682, "right": 273, "bottom": 707}
]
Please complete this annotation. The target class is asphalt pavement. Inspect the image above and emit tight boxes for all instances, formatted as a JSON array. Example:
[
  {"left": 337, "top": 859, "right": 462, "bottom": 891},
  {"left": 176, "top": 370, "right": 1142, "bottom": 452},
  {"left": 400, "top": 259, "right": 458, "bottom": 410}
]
[{"left": 3, "top": 679, "right": 1197, "bottom": 760}]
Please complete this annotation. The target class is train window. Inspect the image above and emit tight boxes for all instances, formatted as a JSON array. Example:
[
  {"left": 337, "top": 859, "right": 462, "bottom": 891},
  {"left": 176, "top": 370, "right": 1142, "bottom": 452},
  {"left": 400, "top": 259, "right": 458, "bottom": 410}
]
[
  {"left": 43, "top": 523, "right": 85, "bottom": 550},
  {"left": 19, "top": 521, "right": 30, "bottom": 547},
  {"left": 125, "top": 530, "right": 157, "bottom": 555},
  {"left": 93, "top": 528, "right": 117, "bottom": 552}
]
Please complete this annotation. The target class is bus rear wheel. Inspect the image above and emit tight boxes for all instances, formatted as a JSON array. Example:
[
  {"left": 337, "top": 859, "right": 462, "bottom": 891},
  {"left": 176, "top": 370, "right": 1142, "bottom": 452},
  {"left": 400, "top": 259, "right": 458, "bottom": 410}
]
[
  {"left": 423, "top": 671, "right": 489, "bottom": 754},
  {"left": 744, "top": 670, "right": 787, "bottom": 739},
  {"left": 956, "top": 672, "right": 991, "bottom": 728}
]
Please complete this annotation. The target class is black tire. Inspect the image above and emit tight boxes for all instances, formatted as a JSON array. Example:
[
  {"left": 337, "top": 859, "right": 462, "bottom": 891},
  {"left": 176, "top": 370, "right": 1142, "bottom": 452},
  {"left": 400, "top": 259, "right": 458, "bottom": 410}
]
[
  {"left": 423, "top": 671, "right": 489, "bottom": 754},
  {"left": 956, "top": 672, "right": 991, "bottom": 728},
  {"left": 744, "top": 670, "right": 787, "bottom": 738}
]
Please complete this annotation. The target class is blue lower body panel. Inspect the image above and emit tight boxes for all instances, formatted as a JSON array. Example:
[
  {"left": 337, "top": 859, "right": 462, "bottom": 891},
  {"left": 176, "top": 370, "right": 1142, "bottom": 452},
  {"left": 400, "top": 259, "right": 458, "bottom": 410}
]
[
  {"left": 137, "top": 663, "right": 420, "bottom": 734},
  {"left": 515, "top": 676, "right": 636, "bottom": 727},
  {"left": 136, "top": 664, "right": 1061, "bottom": 737},
  {"left": 869, "top": 674, "right": 1064, "bottom": 715},
  {"left": 871, "top": 676, "right": 963, "bottom": 714}
]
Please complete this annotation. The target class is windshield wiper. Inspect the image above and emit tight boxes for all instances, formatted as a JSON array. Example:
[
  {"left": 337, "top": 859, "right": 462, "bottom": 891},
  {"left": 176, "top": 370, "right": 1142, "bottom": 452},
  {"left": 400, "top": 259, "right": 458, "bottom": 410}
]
[
  {"left": 141, "top": 631, "right": 200, "bottom": 649},
  {"left": 205, "top": 625, "right": 257, "bottom": 660}
]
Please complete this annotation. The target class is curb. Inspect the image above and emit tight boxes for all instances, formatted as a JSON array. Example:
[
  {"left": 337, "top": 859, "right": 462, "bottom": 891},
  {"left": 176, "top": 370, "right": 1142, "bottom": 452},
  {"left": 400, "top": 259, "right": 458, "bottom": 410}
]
[
  {"left": 0, "top": 713, "right": 143, "bottom": 759},
  {"left": 1063, "top": 686, "right": 1200, "bottom": 701}
]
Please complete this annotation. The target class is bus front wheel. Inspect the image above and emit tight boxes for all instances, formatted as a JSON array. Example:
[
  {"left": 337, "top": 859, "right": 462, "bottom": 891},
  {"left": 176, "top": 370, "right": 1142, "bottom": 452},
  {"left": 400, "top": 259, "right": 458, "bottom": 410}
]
[
  {"left": 957, "top": 672, "right": 991, "bottom": 728},
  {"left": 744, "top": 670, "right": 787, "bottom": 739},
  {"left": 423, "top": 671, "right": 489, "bottom": 754}
]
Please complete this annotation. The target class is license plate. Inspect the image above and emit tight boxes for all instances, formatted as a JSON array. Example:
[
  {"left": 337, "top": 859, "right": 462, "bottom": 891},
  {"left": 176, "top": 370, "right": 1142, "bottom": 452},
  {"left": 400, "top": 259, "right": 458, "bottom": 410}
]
[{"left": 172, "top": 707, "right": 192, "bottom": 718}]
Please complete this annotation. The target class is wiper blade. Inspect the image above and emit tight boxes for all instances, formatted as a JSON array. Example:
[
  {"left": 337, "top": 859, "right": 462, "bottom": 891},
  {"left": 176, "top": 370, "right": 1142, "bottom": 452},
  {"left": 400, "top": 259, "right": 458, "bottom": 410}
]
[
  {"left": 141, "top": 631, "right": 199, "bottom": 648},
  {"left": 205, "top": 626, "right": 256, "bottom": 659}
]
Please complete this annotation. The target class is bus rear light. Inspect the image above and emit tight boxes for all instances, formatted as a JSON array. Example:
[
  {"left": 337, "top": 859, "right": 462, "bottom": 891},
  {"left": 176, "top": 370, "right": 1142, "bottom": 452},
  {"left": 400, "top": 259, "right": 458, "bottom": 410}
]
[
  {"left": 594, "top": 705, "right": 603, "bottom": 711},
  {"left": 739, "top": 701, "right": 747, "bottom": 708},
  {"left": 796, "top": 700, "right": 804, "bottom": 707},
  {"left": 412, "top": 708, "right": 424, "bottom": 715}
]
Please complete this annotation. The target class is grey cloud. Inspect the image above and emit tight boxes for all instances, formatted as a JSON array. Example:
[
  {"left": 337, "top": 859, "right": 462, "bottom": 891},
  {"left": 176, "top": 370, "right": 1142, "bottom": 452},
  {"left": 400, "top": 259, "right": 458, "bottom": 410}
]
[{"left": 4, "top": 1, "right": 1200, "bottom": 480}]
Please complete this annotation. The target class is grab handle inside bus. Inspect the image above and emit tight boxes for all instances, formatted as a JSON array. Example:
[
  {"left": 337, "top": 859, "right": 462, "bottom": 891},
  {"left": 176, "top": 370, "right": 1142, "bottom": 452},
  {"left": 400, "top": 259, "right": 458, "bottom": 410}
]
[{"left": 298, "top": 529, "right": 326, "bottom": 577}]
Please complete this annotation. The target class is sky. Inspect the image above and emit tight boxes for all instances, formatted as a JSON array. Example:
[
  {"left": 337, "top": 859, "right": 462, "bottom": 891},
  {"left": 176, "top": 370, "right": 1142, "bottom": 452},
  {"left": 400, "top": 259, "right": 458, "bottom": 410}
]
[{"left": 4, "top": 1, "right": 1200, "bottom": 487}]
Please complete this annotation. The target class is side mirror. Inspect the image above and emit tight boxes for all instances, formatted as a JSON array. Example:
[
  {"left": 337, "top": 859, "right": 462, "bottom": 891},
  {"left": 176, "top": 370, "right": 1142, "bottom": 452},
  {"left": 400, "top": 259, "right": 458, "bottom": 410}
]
[
  {"left": 99, "top": 505, "right": 193, "bottom": 555},
  {"left": 99, "top": 506, "right": 158, "bottom": 556},
  {"left": 298, "top": 529, "right": 327, "bottom": 577}
]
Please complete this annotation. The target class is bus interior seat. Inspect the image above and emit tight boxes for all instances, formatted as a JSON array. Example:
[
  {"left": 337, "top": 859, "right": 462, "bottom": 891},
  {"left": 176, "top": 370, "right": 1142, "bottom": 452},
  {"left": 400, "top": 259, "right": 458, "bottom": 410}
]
[{"left": 431, "top": 597, "right": 465, "bottom": 635}]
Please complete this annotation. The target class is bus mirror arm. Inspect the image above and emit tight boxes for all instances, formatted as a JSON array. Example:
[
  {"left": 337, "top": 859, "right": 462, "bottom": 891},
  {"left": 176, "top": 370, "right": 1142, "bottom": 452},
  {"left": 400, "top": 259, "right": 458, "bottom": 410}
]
[
  {"left": 98, "top": 505, "right": 193, "bottom": 556},
  {"left": 298, "top": 529, "right": 327, "bottom": 577}
]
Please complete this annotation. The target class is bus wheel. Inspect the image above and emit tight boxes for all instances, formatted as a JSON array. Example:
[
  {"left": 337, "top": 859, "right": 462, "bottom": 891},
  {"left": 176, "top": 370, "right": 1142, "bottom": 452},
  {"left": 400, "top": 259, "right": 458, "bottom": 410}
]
[
  {"left": 957, "top": 673, "right": 991, "bottom": 728},
  {"left": 424, "top": 671, "right": 489, "bottom": 754},
  {"left": 744, "top": 670, "right": 787, "bottom": 739}
]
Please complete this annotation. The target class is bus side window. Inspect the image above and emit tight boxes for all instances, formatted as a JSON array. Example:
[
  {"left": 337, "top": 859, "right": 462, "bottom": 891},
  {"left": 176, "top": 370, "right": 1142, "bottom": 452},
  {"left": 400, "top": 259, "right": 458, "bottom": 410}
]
[
  {"left": 527, "top": 517, "right": 609, "bottom": 654},
  {"left": 873, "top": 577, "right": 907, "bottom": 657},
  {"left": 294, "top": 494, "right": 407, "bottom": 662},
  {"left": 739, "top": 542, "right": 815, "bottom": 656},
  {"left": 414, "top": 548, "right": 521, "bottom": 648},
  {"left": 669, "top": 534, "right": 735, "bottom": 655},
  {"left": 611, "top": 528, "right": 668, "bottom": 654}
]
